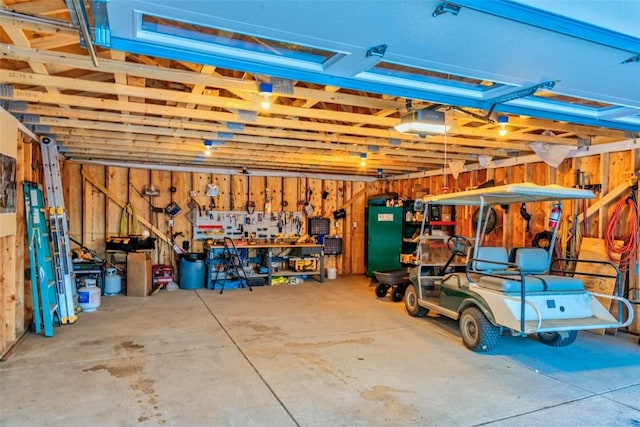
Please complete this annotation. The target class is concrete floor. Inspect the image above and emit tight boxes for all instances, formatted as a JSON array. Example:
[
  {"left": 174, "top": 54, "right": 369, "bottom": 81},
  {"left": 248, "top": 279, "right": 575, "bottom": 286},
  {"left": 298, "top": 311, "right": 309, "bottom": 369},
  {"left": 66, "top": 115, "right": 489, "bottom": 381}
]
[{"left": 1, "top": 275, "right": 640, "bottom": 426}]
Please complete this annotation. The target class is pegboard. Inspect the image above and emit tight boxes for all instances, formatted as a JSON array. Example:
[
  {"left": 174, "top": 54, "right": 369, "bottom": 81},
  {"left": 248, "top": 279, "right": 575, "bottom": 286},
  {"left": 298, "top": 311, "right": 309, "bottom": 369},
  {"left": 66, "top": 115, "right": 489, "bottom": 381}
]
[{"left": 193, "top": 210, "right": 304, "bottom": 241}]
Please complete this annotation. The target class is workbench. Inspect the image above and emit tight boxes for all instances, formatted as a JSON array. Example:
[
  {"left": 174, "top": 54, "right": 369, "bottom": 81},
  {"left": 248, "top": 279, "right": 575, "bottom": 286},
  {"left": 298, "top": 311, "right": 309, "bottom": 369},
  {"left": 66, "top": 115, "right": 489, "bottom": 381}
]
[{"left": 206, "top": 242, "right": 324, "bottom": 289}]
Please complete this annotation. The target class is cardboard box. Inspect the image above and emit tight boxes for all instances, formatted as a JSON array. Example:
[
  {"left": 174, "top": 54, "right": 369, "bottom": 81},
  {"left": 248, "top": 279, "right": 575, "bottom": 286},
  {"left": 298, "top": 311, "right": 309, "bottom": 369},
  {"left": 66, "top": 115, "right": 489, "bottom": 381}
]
[{"left": 127, "top": 252, "right": 152, "bottom": 296}]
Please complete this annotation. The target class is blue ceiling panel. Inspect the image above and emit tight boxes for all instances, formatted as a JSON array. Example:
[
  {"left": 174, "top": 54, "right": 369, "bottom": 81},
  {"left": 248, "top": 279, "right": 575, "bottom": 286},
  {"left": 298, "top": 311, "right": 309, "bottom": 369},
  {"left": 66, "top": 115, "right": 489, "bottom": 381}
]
[{"left": 92, "top": 0, "right": 640, "bottom": 132}]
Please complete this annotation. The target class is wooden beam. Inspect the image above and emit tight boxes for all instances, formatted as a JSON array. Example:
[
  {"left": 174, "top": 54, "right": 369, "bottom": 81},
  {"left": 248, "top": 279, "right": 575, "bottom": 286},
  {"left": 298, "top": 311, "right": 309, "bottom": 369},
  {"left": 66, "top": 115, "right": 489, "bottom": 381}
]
[
  {"left": 67, "top": 145, "right": 423, "bottom": 175},
  {"left": 6, "top": 0, "right": 70, "bottom": 16},
  {"left": 30, "top": 34, "right": 78, "bottom": 50},
  {"left": 0, "top": 44, "right": 404, "bottom": 110},
  {"left": 0, "top": 70, "right": 403, "bottom": 126},
  {"left": 577, "top": 178, "right": 637, "bottom": 224},
  {"left": 19, "top": 103, "right": 517, "bottom": 156},
  {"left": 0, "top": 45, "right": 624, "bottom": 143},
  {"left": 2, "top": 88, "right": 536, "bottom": 154},
  {"left": 44, "top": 120, "right": 476, "bottom": 162},
  {"left": 336, "top": 185, "right": 370, "bottom": 211}
]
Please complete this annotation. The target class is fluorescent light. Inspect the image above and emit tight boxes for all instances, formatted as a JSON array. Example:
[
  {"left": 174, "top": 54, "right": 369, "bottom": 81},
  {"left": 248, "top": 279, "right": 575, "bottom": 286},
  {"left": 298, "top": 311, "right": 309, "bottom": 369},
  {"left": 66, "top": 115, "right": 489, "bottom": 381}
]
[{"left": 395, "top": 109, "right": 450, "bottom": 135}]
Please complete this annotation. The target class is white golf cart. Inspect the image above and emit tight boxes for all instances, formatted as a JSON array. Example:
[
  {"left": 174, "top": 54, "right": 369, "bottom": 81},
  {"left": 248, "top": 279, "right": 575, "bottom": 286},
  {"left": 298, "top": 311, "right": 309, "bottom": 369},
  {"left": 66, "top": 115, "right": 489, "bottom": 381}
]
[{"left": 405, "top": 183, "right": 634, "bottom": 352}]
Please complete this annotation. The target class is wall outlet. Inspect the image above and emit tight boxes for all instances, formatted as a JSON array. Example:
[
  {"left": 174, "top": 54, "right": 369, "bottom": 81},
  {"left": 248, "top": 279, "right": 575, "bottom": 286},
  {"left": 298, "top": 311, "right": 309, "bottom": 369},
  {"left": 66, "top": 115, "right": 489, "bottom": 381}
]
[
  {"left": 168, "top": 219, "right": 174, "bottom": 227},
  {"left": 352, "top": 221, "right": 357, "bottom": 229}
]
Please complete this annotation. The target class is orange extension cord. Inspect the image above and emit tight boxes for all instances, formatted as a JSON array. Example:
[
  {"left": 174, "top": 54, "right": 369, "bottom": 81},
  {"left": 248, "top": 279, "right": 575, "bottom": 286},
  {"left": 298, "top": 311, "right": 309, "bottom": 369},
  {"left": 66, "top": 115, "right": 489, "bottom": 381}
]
[{"left": 604, "top": 196, "right": 639, "bottom": 272}]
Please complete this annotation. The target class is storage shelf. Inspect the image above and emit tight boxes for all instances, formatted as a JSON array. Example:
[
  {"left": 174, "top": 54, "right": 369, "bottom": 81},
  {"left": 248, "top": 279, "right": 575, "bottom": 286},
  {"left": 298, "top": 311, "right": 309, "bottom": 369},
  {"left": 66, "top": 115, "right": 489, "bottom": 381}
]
[
  {"left": 251, "top": 270, "right": 321, "bottom": 277},
  {"left": 428, "top": 221, "right": 456, "bottom": 226},
  {"left": 206, "top": 242, "right": 324, "bottom": 288}
]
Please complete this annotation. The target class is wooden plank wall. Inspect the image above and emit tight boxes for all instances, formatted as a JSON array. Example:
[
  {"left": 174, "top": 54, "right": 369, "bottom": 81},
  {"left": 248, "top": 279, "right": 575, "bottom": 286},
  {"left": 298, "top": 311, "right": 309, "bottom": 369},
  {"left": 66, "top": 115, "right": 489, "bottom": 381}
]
[
  {"left": 63, "top": 163, "right": 381, "bottom": 275},
  {"left": 387, "top": 150, "right": 640, "bottom": 253},
  {"left": 1, "top": 130, "right": 38, "bottom": 357},
  {"left": 59, "top": 148, "right": 640, "bottom": 285}
]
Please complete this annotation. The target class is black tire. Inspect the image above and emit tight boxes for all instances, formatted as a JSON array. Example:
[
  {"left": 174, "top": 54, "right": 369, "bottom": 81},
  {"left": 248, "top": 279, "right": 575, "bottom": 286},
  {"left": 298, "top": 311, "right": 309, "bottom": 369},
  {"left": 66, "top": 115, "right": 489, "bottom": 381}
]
[
  {"left": 375, "top": 283, "right": 389, "bottom": 298},
  {"left": 459, "top": 307, "right": 499, "bottom": 352},
  {"left": 404, "top": 284, "right": 428, "bottom": 317},
  {"left": 391, "top": 285, "right": 406, "bottom": 302},
  {"left": 537, "top": 330, "right": 578, "bottom": 347}
]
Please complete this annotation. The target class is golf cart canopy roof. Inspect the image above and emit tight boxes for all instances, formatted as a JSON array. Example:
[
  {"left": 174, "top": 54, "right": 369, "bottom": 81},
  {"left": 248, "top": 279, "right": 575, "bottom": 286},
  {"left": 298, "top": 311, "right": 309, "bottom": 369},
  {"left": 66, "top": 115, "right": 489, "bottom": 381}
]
[{"left": 421, "top": 183, "right": 595, "bottom": 206}]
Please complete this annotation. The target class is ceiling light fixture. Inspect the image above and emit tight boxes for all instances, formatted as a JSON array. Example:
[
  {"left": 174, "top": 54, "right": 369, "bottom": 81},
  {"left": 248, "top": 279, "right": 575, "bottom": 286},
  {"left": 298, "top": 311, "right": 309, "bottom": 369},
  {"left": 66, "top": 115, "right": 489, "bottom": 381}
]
[
  {"left": 497, "top": 115, "right": 509, "bottom": 136},
  {"left": 203, "top": 139, "right": 214, "bottom": 156},
  {"left": 259, "top": 82, "right": 273, "bottom": 110},
  {"left": 395, "top": 109, "right": 450, "bottom": 136}
]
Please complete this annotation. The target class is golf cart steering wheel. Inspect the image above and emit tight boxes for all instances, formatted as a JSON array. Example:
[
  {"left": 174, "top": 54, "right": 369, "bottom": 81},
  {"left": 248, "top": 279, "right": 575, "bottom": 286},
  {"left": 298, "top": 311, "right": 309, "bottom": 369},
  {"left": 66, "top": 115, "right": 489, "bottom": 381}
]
[{"left": 447, "top": 235, "right": 472, "bottom": 257}]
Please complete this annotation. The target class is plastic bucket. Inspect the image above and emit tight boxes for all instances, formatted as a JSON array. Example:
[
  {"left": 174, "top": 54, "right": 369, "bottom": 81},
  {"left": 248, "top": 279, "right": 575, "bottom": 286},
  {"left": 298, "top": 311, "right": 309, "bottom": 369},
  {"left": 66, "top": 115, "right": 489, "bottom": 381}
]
[
  {"left": 326, "top": 267, "right": 337, "bottom": 280},
  {"left": 179, "top": 253, "right": 205, "bottom": 289}
]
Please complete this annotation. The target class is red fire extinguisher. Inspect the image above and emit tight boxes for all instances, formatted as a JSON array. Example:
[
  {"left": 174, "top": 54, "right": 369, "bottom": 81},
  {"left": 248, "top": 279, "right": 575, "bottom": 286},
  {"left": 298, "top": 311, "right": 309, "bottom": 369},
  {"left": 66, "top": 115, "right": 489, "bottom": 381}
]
[{"left": 548, "top": 203, "right": 561, "bottom": 228}]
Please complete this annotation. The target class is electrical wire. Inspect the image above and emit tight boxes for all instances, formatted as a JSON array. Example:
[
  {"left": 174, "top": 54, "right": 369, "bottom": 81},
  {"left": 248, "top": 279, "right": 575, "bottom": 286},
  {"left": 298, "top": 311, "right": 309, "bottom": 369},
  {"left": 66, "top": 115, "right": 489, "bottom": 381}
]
[{"left": 604, "top": 195, "right": 638, "bottom": 272}]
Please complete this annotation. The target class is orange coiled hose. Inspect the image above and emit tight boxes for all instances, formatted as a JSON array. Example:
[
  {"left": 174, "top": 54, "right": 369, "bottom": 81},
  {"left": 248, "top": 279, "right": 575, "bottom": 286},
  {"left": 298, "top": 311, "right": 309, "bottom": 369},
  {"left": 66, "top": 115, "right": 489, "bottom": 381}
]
[{"left": 604, "top": 196, "right": 638, "bottom": 272}]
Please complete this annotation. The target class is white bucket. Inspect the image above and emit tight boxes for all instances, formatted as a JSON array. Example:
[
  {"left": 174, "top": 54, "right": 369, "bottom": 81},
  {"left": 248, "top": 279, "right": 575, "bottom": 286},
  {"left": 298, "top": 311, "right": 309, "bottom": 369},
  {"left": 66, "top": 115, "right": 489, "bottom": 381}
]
[
  {"left": 326, "top": 267, "right": 337, "bottom": 280},
  {"left": 78, "top": 278, "right": 101, "bottom": 312}
]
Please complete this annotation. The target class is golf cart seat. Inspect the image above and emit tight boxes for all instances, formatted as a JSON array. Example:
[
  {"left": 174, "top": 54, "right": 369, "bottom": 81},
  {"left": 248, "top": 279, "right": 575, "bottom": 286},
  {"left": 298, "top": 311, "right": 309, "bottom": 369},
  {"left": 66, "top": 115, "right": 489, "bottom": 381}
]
[
  {"left": 474, "top": 247, "right": 584, "bottom": 294},
  {"left": 470, "top": 247, "right": 513, "bottom": 273}
]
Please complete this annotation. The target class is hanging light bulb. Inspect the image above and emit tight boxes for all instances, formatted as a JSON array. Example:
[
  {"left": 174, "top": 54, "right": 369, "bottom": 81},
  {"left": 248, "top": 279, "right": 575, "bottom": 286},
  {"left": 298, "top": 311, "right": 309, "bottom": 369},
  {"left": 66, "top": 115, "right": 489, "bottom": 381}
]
[
  {"left": 259, "top": 82, "right": 273, "bottom": 110},
  {"left": 360, "top": 153, "right": 367, "bottom": 167},
  {"left": 497, "top": 115, "right": 509, "bottom": 136},
  {"left": 204, "top": 139, "right": 214, "bottom": 156}
]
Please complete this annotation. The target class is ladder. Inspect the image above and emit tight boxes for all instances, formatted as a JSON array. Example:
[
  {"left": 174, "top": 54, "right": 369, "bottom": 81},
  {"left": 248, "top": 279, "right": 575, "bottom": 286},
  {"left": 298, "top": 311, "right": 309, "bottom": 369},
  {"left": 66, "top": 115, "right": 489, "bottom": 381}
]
[
  {"left": 23, "top": 182, "right": 58, "bottom": 337},
  {"left": 39, "top": 136, "right": 78, "bottom": 324},
  {"left": 213, "top": 237, "right": 253, "bottom": 294}
]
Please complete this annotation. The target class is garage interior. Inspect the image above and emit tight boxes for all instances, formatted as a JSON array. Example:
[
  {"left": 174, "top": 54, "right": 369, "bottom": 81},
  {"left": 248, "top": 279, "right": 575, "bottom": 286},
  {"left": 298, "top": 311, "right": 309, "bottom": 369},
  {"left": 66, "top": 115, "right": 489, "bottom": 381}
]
[{"left": 1, "top": 1, "right": 640, "bottom": 425}]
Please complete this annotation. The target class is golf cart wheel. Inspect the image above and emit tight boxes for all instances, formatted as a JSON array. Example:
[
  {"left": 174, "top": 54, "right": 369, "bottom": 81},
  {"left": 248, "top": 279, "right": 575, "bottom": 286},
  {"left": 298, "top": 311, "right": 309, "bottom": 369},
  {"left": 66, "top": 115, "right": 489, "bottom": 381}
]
[
  {"left": 375, "top": 283, "right": 389, "bottom": 298},
  {"left": 459, "top": 307, "right": 499, "bottom": 352},
  {"left": 404, "top": 284, "right": 428, "bottom": 317},
  {"left": 537, "top": 330, "right": 578, "bottom": 347},
  {"left": 391, "top": 284, "right": 406, "bottom": 302}
]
